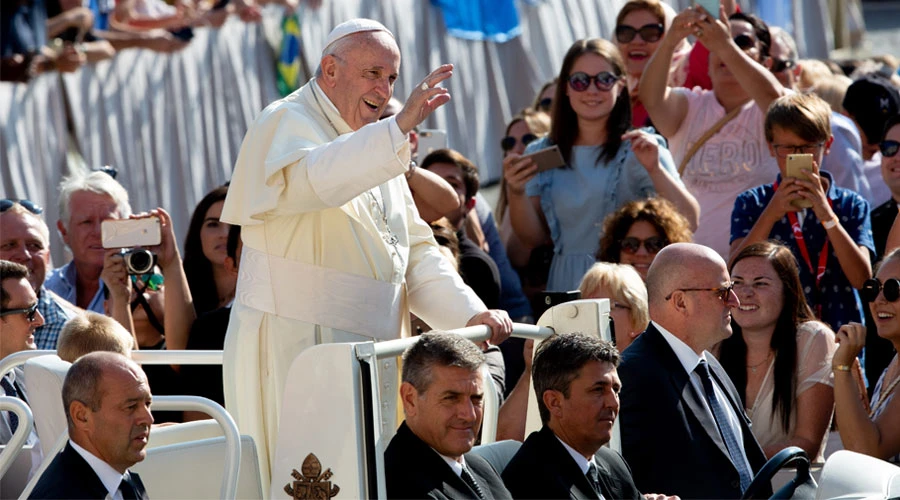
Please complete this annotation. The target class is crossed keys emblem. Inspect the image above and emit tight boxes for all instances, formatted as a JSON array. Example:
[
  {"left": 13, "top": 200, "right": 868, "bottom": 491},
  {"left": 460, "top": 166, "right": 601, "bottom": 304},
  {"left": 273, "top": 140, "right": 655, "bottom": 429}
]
[{"left": 284, "top": 453, "right": 340, "bottom": 499}]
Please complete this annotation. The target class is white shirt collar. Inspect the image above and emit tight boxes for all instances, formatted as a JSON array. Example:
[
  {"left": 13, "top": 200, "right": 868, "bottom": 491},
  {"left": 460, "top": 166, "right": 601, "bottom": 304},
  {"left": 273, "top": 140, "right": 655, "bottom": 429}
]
[
  {"left": 653, "top": 321, "right": 709, "bottom": 374},
  {"left": 69, "top": 440, "right": 128, "bottom": 499},
  {"left": 555, "top": 435, "right": 593, "bottom": 475},
  {"left": 432, "top": 448, "right": 465, "bottom": 477}
]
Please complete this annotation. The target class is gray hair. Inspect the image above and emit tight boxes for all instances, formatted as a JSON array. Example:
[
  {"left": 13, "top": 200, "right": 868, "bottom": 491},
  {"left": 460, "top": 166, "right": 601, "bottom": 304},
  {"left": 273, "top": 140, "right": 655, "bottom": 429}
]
[
  {"left": 58, "top": 171, "right": 132, "bottom": 231},
  {"left": 401, "top": 332, "right": 485, "bottom": 393},
  {"left": 769, "top": 26, "right": 798, "bottom": 60},
  {"left": 533, "top": 333, "right": 619, "bottom": 425},
  {"left": 62, "top": 351, "right": 138, "bottom": 430},
  {"left": 2, "top": 203, "right": 50, "bottom": 247}
]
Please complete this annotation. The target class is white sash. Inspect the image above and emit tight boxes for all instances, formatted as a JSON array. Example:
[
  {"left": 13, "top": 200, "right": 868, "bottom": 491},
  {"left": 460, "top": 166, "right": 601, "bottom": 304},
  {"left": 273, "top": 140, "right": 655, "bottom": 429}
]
[{"left": 236, "top": 246, "right": 403, "bottom": 340}]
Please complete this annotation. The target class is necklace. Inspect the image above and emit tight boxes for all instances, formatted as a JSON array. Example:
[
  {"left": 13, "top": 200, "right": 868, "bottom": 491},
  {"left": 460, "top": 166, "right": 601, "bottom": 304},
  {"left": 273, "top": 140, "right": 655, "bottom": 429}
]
[
  {"left": 311, "top": 84, "right": 399, "bottom": 248},
  {"left": 747, "top": 352, "right": 772, "bottom": 373}
]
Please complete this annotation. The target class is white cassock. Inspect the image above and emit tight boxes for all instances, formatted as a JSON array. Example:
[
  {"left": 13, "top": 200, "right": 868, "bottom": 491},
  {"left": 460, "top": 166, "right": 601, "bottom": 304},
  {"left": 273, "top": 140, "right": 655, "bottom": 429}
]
[{"left": 220, "top": 79, "right": 485, "bottom": 487}]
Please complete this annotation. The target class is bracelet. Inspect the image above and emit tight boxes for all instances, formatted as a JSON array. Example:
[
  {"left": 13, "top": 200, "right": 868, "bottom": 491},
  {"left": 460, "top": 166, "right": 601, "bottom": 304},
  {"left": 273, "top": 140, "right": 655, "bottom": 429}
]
[
  {"left": 405, "top": 162, "right": 416, "bottom": 180},
  {"left": 822, "top": 218, "right": 838, "bottom": 230},
  {"left": 833, "top": 364, "right": 852, "bottom": 372}
]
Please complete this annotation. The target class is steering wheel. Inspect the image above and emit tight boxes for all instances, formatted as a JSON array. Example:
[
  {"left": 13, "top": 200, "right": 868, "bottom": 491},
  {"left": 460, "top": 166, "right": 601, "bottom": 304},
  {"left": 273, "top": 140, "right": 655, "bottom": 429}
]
[{"left": 741, "top": 446, "right": 817, "bottom": 499}]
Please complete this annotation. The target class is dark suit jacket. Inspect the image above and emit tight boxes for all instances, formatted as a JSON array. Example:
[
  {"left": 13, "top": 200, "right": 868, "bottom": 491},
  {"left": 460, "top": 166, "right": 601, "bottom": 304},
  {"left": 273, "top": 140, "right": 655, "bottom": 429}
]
[
  {"left": 618, "top": 324, "right": 770, "bottom": 499},
  {"left": 502, "top": 426, "right": 641, "bottom": 500},
  {"left": 384, "top": 421, "right": 511, "bottom": 499},
  {"left": 30, "top": 442, "right": 149, "bottom": 499}
]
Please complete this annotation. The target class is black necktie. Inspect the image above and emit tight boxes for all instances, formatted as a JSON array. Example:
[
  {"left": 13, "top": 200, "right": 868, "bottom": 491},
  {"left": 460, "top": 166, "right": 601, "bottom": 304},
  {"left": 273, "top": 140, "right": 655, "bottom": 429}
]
[
  {"left": 1, "top": 376, "right": 19, "bottom": 435},
  {"left": 586, "top": 462, "right": 607, "bottom": 500},
  {"left": 696, "top": 360, "right": 753, "bottom": 492},
  {"left": 460, "top": 464, "right": 486, "bottom": 499},
  {"left": 119, "top": 472, "right": 138, "bottom": 500}
]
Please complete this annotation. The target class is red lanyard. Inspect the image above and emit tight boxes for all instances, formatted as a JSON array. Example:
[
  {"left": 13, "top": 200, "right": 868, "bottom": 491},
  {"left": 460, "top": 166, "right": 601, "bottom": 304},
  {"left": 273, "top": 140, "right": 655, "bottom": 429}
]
[{"left": 772, "top": 180, "right": 832, "bottom": 317}]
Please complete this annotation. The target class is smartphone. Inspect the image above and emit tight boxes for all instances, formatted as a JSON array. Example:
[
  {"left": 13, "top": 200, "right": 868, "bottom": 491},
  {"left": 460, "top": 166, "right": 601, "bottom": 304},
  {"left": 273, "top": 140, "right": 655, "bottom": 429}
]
[
  {"left": 539, "top": 290, "right": 582, "bottom": 308},
  {"left": 416, "top": 129, "right": 448, "bottom": 161},
  {"left": 522, "top": 145, "right": 566, "bottom": 172},
  {"left": 693, "top": 0, "right": 720, "bottom": 16},
  {"left": 101, "top": 217, "right": 162, "bottom": 249},
  {"left": 785, "top": 153, "right": 815, "bottom": 208}
]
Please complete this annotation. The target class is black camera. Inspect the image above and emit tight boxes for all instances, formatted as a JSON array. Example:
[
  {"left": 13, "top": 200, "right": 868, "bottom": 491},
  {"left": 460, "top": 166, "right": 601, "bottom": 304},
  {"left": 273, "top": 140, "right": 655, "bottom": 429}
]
[{"left": 121, "top": 249, "right": 156, "bottom": 275}]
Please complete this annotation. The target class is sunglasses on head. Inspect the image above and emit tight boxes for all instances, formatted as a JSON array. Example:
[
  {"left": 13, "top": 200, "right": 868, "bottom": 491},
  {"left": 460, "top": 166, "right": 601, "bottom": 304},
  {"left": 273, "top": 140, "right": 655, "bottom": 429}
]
[
  {"left": 615, "top": 23, "right": 664, "bottom": 44},
  {"left": 733, "top": 34, "right": 756, "bottom": 51},
  {"left": 880, "top": 140, "right": 900, "bottom": 158},
  {"left": 771, "top": 58, "right": 795, "bottom": 73},
  {"left": 501, "top": 134, "right": 538, "bottom": 152},
  {"left": 0, "top": 199, "right": 43, "bottom": 215},
  {"left": 620, "top": 236, "right": 668, "bottom": 254},
  {"left": 568, "top": 71, "right": 620, "bottom": 92},
  {"left": 537, "top": 97, "right": 552, "bottom": 112},
  {"left": 0, "top": 302, "right": 40, "bottom": 323},
  {"left": 861, "top": 278, "right": 900, "bottom": 302}
]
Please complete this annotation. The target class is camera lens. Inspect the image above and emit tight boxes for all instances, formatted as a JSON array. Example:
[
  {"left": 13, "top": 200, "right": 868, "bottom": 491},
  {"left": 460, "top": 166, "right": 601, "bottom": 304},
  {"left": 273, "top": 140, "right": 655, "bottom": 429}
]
[{"left": 124, "top": 249, "right": 155, "bottom": 275}]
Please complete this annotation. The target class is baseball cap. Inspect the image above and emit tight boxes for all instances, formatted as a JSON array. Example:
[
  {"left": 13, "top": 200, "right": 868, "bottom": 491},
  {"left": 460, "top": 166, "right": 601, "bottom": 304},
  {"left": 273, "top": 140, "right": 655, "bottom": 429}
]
[{"left": 843, "top": 75, "right": 900, "bottom": 144}]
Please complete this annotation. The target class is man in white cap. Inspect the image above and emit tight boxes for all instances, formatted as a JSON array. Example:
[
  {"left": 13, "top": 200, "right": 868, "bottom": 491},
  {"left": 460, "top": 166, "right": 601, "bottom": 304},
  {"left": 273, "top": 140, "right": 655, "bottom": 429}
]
[{"left": 221, "top": 18, "right": 512, "bottom": 484}]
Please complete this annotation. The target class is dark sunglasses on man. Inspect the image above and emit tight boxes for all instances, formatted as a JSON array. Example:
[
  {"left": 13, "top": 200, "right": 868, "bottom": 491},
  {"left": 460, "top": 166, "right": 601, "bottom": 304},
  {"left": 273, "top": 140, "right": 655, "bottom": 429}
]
[
  {"left": 568, "top": 71, "right": 620, "bottom": 92},
  {"left": 615, "top": 23, "right": 664, "bottom": 44},
  {"left": 501, "top": 134, "right": 538, "bottom": 152},
  {"left": 620, "top": 236, "right": 668, "bottom": 255},
  {"left": 861, "top": 278, "right": 900, "bottom": 302},
  {"left": 0, "top": 302, "right": 40, "bottom": 323},
  {"left": 0, "top": 199, "right": 43, "bottom": 214},
  {"left": 771, "top": 58, "right": 795, "bottom": 73},
  {"left": 880, "top": 140, "right": 900, "bottom": 158}
]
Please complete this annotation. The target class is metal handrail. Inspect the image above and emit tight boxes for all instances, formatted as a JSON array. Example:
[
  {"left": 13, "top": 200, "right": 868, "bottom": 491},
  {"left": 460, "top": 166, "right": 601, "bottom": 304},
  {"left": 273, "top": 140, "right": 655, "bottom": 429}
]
[
  {"left": 367, "top": 324, "right": 555, "bottom": 359},
  {"left": 0, "top": 396, "right": 34, "bottom": 478},
  {"left": 150, "top": 396, "right": 241, "bottom": 500},
  {"left": 0, "top": 350, "right": 224, "bottom": 380}
]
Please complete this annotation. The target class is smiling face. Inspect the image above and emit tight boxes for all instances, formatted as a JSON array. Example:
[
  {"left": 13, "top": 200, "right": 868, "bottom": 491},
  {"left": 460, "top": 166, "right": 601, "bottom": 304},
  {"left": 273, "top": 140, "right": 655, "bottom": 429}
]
[
  {"left": 566, "top": 53, "right": 623, "bottom": 125},
  {"left": 547, "top": 360, "right": 621, "bottom": 457},
  {"left": 0, "top": 277, "right": 42, "bottom": 359},
  {"left": 199, "top": 200, "right": 230, "bottom": 267},
  {"left": 618, "top": 220, "right": 663, "bottom": 280},
  {"left": 881, "top": 124, "right": 900, "bottom": 198},
  {"left": 401, "top": 364, "right": 484, "bottom": 460},
  {"left": 616, "top": 9, "right": 663, "bottom": 78},
  {"left": 60, "top": 191, "right": 123, "bottom": 271},
  {"left": 731, "top": 256, "right": 784, "bottom": 332},
  {"left": 0, "top": 210, "right": 50, "bottom": 290},
  {"left": 319, "top": 32, "right": 400, "bottom": 131},
  {"left": 870, "top": 258, "right": 900, "bottom": 342}
]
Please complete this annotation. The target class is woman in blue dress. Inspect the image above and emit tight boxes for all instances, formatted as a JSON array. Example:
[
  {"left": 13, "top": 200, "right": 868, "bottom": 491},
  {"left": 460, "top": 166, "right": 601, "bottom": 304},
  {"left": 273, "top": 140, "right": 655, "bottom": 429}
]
[{"left": 504, "top": 38, "right": 698, "bottom": 292}]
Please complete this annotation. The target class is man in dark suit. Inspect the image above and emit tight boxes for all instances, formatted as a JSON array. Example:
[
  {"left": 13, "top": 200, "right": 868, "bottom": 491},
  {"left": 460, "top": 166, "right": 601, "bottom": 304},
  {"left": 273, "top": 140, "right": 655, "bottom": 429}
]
[
  {"left": 385, "top": 332, "right": 510, "bottom": 499},
  {"left": 619, "top": 243, "right": 770, "bottom": 499},
  {"left": 503, "top": 333, "right": 672, "bottom": 500},
  {"left": 30, "top": 351, "right": 153, "bottom": 499}
]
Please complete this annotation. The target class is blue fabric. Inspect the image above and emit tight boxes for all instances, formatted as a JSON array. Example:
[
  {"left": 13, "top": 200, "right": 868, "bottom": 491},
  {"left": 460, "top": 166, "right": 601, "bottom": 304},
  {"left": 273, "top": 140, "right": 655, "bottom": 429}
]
[
  {"left": 431, "top": 0, "right": 521, "bottom": 42},
  {"left": 730, "top": 171, "right": 874, "bottom": 331},
  {"left": 33, "top": 286, "right": 76, "bottom": 350},
  {"left": 87, "top": 0, "right": 112, "bottom": 31},
  {"left": 1, "top": 0, "right": 47, "bottom": 57},
  {"left": 525, "top": 134, "right": 678, "bottom": 292},
  {"left": 45, "top": 261, "right": 107, "bottom": 314},
  {"left": 475, "top": 193, "right": 532, "bottom": 319}
]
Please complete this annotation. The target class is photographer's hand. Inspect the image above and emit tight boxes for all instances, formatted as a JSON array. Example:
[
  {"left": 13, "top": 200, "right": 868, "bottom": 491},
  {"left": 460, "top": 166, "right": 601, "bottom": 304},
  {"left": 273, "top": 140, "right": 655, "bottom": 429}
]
[{"left": 101, "top": 249, "right": 136, "bottom": 340}]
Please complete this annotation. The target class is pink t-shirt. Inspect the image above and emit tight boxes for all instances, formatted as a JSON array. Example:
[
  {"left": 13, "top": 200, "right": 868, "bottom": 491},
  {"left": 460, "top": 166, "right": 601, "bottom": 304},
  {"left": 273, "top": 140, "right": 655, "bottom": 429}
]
[{"left": 669, "top": 88, "right": 779, "bottom": 257}]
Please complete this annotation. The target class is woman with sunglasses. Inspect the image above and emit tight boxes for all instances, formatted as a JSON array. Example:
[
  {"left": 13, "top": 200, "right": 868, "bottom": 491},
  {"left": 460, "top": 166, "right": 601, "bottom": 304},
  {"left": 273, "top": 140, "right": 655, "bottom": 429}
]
[
  {"left": 504, "top": 38, "right": 698, "bottom": 293},
  {"left": 614, "top": 0, "right": 691, "bottom": 128},
  {"left": 597, "top": 197, "right": 693, "bottom": 281},
  {"left": 832, "top": 249, "right": 900, "bottom": 463},
  {"left": 718, "top": 241, "right": 836, "bottom": 462}
]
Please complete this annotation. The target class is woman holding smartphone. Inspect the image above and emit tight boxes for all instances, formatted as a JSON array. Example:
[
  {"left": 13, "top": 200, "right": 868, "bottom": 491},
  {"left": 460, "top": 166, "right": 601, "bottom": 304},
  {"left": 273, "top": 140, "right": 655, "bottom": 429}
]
[{"left": 504, "top": 38, "right": 697, "bottom": 292}]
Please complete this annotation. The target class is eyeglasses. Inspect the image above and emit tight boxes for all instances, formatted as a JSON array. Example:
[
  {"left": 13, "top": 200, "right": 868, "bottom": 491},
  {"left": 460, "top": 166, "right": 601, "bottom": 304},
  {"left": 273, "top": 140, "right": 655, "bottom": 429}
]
[
  {"left": 0, "top": 302, "right": 40, "bottom": 323},
  {"left": 861, "top": 278, "right": 900, "bottom": 302},
  {"left": 620, "top": 236, "right": 668, "bottom": 254},
  {"left": 501, "top": 134, "right": 538, "bottom": 152},
  {"left": 771, "top": 58, "right": 795, "bottom": 73},
  {"left": 537, "top": 97, "right": 552, "bottom": 112},
  {"left": 733, "top": 34, "right": 756, "bottom": 51},
  {"left": 665, "top": 282, "right": 735, "bottom": 301},
  {"left": 0, "top": 199, "right": 43, "bottom": 214},
  {"left": 615, "top": 23, "right": 664, "bottom": 44},
  {"left": 567, "top": 71, "right": 620, "bottom": 92},
  {"left": 880, "top": 140, "right": 900, "bottom": 158},
  {"left": 771, "top": 142, "right": 825, "bottom": 159}
]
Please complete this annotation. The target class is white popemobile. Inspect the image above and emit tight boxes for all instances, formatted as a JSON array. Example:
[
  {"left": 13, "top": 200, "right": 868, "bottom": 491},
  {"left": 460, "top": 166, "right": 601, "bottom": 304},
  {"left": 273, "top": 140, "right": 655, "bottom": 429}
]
[{"left": 1, "top": 300, "right": 898, "bottom": 499}]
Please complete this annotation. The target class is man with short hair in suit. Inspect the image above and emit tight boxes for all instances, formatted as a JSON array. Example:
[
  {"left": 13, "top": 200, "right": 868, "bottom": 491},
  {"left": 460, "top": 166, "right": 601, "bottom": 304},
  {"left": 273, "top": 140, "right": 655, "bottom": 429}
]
[
  {"left": 619, "top": 243, "right": 770, "bottom": 499},
  {"left": 502, "top": 332, "right": 673, "bottom": 500},
  {"left": 385, "top": 332, "right": 510, "bottom": 499},
  {"left": 30, "top": 351, "right": 152, "bottom": 499}
]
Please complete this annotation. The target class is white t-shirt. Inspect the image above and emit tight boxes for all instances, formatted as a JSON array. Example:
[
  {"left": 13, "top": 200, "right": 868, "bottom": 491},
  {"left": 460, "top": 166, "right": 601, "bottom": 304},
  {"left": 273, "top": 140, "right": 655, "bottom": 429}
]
[{"left": 668, "top": 88, "right": 779, "bottom": 257}]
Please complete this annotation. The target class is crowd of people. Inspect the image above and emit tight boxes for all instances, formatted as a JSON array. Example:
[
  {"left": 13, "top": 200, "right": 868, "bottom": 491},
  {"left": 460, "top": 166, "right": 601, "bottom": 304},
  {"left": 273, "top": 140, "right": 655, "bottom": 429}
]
[{"left": 2, "top": 0, "right": 900, "bottom": 498}]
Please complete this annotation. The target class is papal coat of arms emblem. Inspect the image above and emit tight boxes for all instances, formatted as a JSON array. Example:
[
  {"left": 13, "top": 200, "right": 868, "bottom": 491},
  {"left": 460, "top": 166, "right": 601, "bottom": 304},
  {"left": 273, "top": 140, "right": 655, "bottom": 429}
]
[{"left": 284, "top": 453, "right": 341, "bottom": 499}]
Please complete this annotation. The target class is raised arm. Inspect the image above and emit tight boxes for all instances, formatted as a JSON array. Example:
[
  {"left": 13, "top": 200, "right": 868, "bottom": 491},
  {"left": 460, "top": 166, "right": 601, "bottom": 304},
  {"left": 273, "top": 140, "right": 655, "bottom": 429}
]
[
  {"left": 100, "top": 249, "right": 138, "bottom": 349},
  {"left": 407, "top": 166, "right": 461, "bottom": 223},
  {"left": 503, "top": 154, "right": 550, "bottom": 248}
]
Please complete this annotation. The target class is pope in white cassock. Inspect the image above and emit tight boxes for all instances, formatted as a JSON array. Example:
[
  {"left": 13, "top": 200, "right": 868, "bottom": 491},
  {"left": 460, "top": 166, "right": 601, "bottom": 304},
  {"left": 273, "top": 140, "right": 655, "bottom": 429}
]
[{"left": 220, "top": 18, "right": 513, "bottom": 485}]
